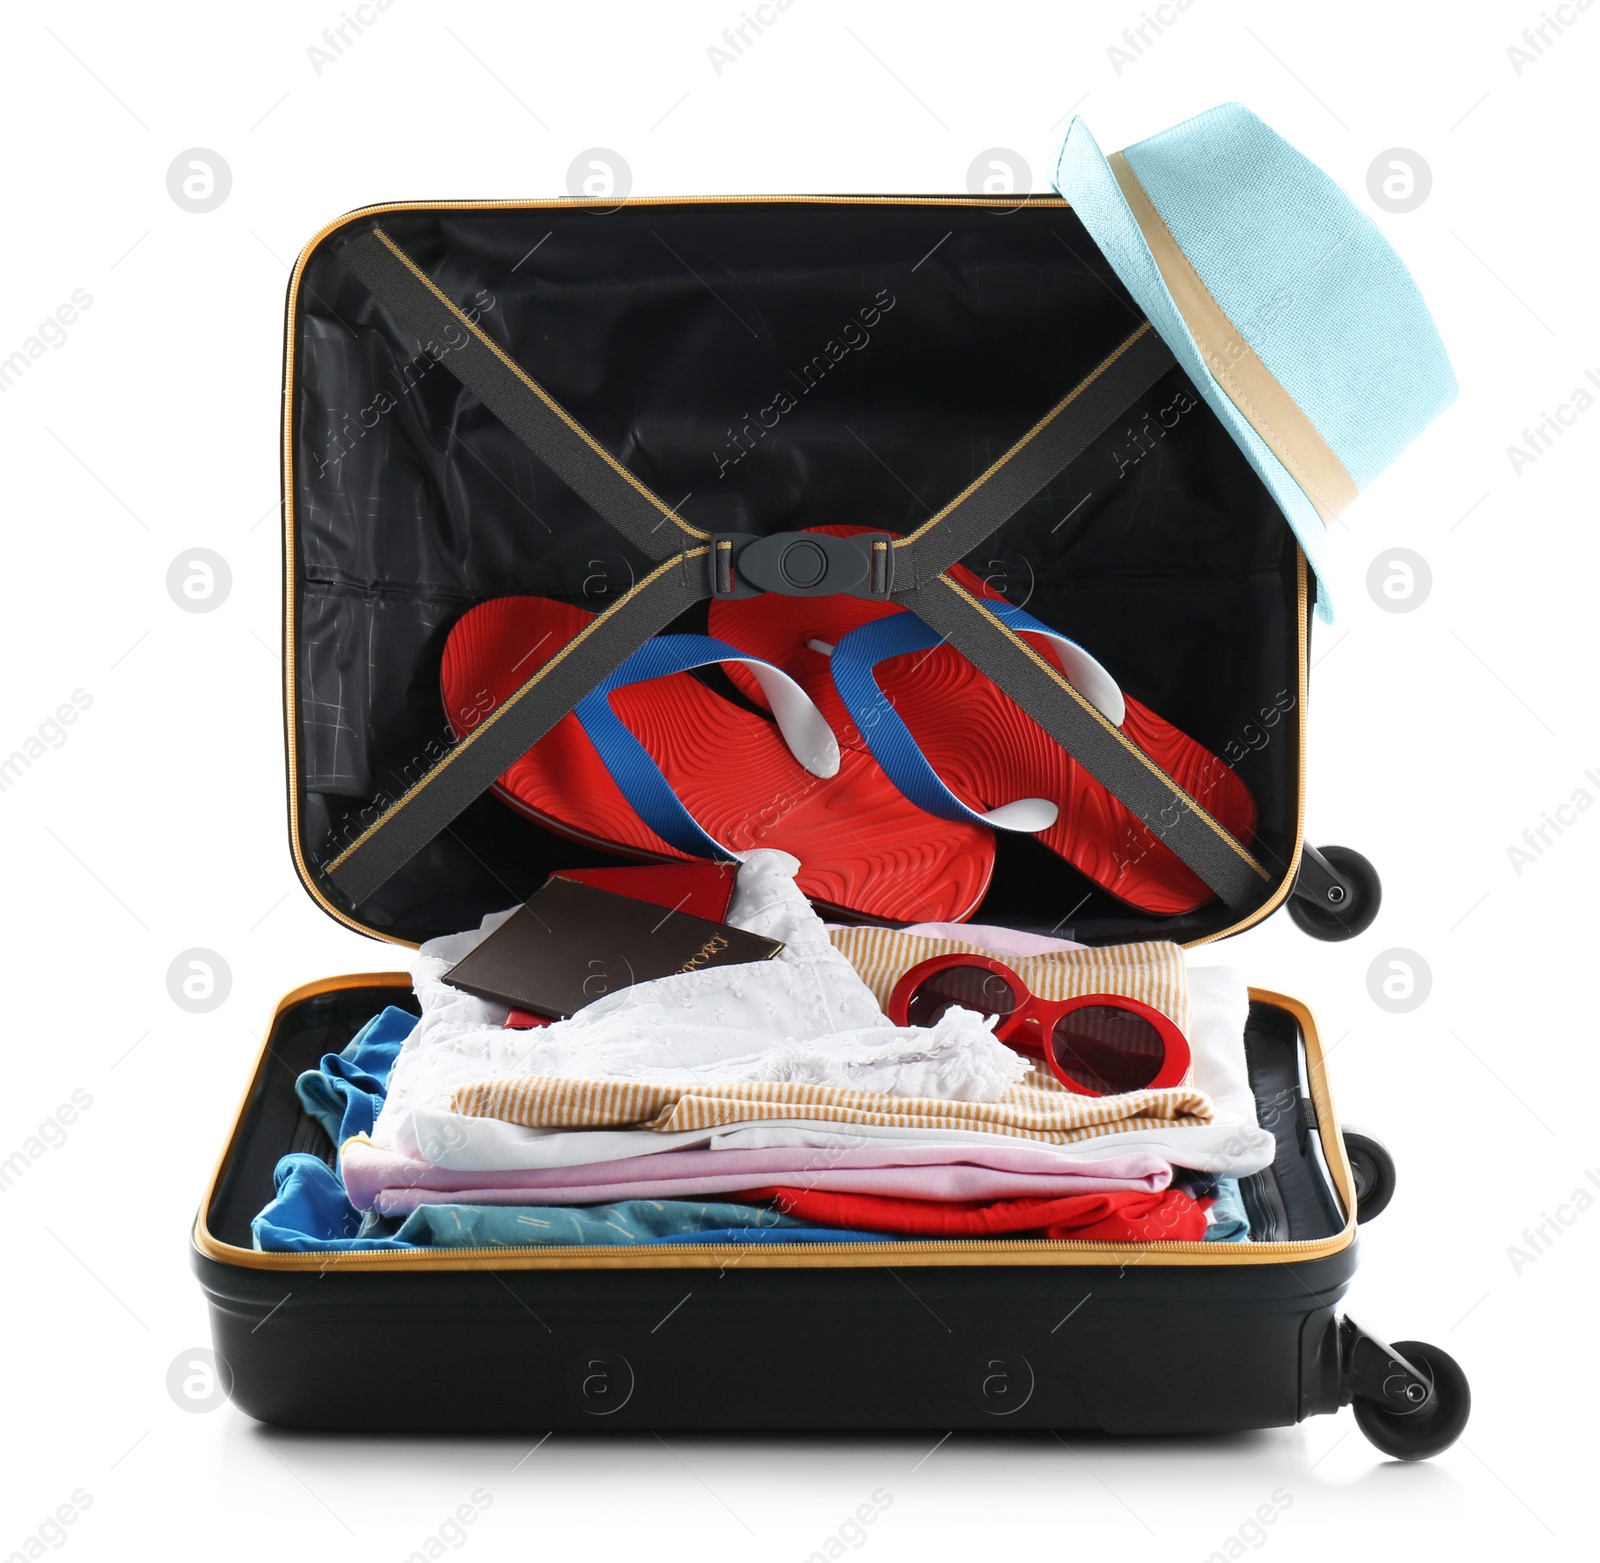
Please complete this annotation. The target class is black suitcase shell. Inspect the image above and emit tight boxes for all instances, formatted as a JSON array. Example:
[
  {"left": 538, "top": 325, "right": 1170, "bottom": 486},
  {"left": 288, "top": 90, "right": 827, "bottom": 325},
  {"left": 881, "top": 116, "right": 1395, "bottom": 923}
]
[
  {"left": 191, "top": 194, "right": 1462, "bottom": 1452},
  {"left": 197, "top": 975, "right": 1358, "bottom": 1433}
]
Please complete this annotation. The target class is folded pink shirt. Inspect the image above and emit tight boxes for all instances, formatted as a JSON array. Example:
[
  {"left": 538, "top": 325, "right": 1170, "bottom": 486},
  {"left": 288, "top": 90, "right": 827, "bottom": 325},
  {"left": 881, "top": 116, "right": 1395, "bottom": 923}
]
[
  {"left": 342, "top": 1140, "right": 1172, "bottom": 1216},
  {"left": 886, "top": 921, "right": 1086, "bottom": 956}
]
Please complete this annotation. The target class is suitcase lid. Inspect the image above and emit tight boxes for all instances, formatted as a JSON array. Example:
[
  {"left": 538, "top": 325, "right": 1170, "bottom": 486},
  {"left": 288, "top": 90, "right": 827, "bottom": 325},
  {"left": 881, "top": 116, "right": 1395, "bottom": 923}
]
[{"left": 281, "top": 193, "right": 1311, "bottom": 949}]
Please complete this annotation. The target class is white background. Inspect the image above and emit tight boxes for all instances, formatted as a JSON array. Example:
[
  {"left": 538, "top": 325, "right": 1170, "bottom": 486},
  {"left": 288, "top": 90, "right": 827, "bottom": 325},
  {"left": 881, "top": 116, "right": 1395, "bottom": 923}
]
[{"left": 0, "top": 0, "right": 1592, "bottom": 1558}]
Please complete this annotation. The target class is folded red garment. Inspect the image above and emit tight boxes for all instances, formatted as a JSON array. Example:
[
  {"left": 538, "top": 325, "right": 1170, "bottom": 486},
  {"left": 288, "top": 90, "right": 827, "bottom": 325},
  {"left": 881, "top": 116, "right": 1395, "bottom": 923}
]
[{"left": 734, "top": 1185, "right": 1209, "bottom": 1242}]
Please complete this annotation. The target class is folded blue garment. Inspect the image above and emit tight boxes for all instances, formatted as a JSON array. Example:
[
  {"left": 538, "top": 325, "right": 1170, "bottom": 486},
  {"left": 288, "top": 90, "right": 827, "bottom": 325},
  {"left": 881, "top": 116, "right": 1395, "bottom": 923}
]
[
  {"left": 381, "top": 1197, "right": 826, "bottom": 1248},
  {"left": 1204, "top": 1178, "right": 1251, "bottom": 1243},
  {"left": 401, "top": 1207, "right": 898, "bottom": 1246},
  {"left": 254, "top": 1153, "right": 400, "bottom": 1250},
  {"left": 294, "top": 1005, "right": 414, "bottom": 1146},
  {"left": 252, "top": 1154, "right": 898, "bottom": 1251}
]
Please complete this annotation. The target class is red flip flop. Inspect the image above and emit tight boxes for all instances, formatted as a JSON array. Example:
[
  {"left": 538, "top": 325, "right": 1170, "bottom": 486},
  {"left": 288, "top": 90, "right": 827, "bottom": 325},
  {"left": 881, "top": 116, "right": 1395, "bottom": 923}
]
[
  {"left": 439, "top": 595, "right": 996, "bottom": 923},
  {"left": 708, "top": 527, "right": 1256, "bottom": 915}
]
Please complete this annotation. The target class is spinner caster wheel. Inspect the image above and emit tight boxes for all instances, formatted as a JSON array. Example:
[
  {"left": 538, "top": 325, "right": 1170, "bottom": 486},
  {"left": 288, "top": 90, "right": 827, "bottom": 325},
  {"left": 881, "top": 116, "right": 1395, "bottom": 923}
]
[{"left": 1288, "top": 844, "right": 1381, "bottom": 942}]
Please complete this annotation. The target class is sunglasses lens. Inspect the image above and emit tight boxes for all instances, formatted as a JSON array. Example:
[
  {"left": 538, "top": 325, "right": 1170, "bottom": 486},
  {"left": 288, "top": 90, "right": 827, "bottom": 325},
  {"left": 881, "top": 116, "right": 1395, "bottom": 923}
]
[
  {"left": 1049, "top": 1005, "right": 1168, "bottom": 1095},
  {"left": 905, "top": 965, "right": 1022, "bottom": 1028}
]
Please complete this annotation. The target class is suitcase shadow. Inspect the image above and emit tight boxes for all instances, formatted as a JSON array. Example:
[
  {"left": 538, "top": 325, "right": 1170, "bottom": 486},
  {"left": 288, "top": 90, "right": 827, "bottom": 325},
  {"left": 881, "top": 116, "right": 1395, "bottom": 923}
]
[{"left": 239, "top": 1420, "right": 1466, "bottom": 1495}]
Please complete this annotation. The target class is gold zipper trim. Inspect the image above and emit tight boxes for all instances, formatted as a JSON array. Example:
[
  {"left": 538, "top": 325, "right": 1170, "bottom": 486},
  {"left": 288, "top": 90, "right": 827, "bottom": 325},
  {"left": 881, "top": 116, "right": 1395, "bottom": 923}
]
[{"left": 192, "top": 982, "right": 1354, "bottom": 1273}]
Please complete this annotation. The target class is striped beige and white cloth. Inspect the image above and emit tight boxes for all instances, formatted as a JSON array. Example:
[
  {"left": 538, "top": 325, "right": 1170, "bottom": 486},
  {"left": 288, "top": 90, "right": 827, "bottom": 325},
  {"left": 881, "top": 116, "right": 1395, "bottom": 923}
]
[
  {"left": 826, "top": 927, "right": 1193, "bottom": 1036},
  {"left": 448, "top": 1070, "right": 1215, "bottom": 1144}
]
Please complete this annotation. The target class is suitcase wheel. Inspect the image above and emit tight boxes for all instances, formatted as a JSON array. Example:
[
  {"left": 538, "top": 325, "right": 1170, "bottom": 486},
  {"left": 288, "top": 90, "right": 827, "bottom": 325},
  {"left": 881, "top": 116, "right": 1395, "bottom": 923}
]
[
  {"left": 1351, "top": 1339, "right": 1471, "bottom": 1461},
  {"left": 1287, "top": 844, "right": 1381, "bottom": 941},
  {"left": 1342, "top": 1129, "right": 1397, "bottom": 1223}
]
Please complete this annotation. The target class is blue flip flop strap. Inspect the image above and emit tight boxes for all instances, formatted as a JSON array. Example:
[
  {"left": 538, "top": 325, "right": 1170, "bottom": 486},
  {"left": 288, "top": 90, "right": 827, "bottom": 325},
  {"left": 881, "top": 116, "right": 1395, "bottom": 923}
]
[
  {"left": 573, "top": 633, "right": 786, "bottom": 860},
  {"left": 829, "top": 602, "right": 1079, "bottom": 832}
]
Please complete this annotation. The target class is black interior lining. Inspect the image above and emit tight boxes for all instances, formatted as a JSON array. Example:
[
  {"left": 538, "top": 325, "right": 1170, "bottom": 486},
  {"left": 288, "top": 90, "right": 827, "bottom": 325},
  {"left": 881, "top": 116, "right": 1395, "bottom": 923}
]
[{"left": 287, "top": 199, "right": 1303, "bottom": 945}]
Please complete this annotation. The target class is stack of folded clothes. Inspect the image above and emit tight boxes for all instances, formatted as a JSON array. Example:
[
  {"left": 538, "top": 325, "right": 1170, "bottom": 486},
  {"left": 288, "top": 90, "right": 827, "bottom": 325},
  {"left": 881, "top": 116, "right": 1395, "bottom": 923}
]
[{"left": 254, "top": 851, "right": 1271, "bottom": 1252}]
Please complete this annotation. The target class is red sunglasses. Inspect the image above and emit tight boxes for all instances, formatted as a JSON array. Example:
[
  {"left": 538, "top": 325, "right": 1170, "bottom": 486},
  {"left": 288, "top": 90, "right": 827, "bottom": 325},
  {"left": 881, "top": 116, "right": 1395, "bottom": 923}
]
[{"left": 887, "top": 954, "right": 1192, "bottom": 1097}]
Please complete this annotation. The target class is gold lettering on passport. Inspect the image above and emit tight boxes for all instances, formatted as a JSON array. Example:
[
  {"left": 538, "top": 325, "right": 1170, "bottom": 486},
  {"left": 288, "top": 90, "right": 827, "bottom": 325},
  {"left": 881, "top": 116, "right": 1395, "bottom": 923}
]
[{"left": 678, "top": 934, "right": 730, "bottom": 972}]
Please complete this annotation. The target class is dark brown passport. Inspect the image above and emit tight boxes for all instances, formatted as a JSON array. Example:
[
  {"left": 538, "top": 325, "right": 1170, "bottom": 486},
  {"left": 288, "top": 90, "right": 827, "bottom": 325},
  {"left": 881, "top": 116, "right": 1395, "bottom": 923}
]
[{"left": 441, "top": 875, "right": 784, "bottom": 1020}]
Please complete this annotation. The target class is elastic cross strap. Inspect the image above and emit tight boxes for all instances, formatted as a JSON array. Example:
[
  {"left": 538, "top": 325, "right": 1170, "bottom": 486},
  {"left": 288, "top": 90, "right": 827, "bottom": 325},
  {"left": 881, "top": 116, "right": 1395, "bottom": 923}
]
[
  {"left": 891, "top": 321, "right": 1177, "bottom": 587},
  {"left": 336, "top": 229, "right": 704, "bottom": 563},
  {"left": 321, "top": 226, "right": 1263, "bottom": 915},
  {"left": 323, "top": 553, "right": 708, "bottom": 901},
  {"left": 895, "top": 574, "right": 1272, "bottom": 910}
]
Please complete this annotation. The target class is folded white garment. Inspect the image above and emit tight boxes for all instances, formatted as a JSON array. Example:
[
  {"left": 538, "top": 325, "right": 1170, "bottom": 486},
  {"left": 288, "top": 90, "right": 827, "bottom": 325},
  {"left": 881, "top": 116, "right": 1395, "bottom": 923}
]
[
  {"left": 1056, "top": 963, "right": 1272, "bottom": 1174},
  {"left": 375, "top": 949, "right": 1271, "bottom": 1178},
  {"left": 373, "top": 850, "right": 1031, "bottom": 1142},
  {"left": 390, "top": 1107, "right": 1173, "bottom": 1172},
  {"left": 1186, "top": 965, "right": 1259, "bottom": 1127}
]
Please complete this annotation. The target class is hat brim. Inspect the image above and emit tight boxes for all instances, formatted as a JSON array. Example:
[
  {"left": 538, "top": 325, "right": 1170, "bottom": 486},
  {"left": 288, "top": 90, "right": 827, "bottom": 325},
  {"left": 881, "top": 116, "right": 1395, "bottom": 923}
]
[{"left": 1053, "top": 115, "right": 1336, "bottom": 621}]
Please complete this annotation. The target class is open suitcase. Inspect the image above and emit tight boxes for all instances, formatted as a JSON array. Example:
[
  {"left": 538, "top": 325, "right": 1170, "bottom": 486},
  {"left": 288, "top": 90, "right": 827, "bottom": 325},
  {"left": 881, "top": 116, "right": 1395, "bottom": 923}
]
[{"left": 191, "top": 106, "right": 1471, "bottom": 1458}]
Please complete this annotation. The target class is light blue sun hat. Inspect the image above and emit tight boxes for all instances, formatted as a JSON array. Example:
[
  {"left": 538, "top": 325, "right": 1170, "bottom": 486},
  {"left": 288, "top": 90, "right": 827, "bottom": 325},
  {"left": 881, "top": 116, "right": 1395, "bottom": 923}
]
[{"left": 1053, "top": 103, "right": 1456, "bottom": 620}]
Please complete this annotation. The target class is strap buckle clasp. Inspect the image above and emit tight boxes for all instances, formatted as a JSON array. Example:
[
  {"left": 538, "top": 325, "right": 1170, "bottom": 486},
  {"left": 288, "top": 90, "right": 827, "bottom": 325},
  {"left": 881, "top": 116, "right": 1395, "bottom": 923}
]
[{"left": 709, "top": 531, "right": 895, "bottom": 601}]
